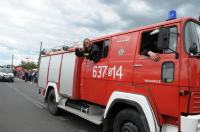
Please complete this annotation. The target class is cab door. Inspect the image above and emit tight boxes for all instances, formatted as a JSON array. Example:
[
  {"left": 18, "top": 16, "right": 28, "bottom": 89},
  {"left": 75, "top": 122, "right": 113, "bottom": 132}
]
[
  {"left": 133, "top": 25, "right": 180, "bottom": 118},
  {"left": 81, "top": 39, "right": 110, "bottom": 105}
]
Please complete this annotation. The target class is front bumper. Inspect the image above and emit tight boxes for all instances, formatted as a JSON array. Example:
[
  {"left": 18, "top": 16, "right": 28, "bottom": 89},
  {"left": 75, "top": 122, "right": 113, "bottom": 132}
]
[
  {"left": 181, "top": 114, "right": 200, "bottom": 132},
  {"left": 0, "top": 76, "right": 14, "bottom": 81}
]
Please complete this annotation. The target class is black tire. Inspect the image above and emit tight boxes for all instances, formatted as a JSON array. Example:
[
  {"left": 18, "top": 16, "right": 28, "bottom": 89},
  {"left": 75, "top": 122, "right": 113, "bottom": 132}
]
[
  {"left": 113, "top": 109, "right": 145, "bottom": 132},
  {"left": 47, "top": 89, "right": 60, "bottom": 115}
]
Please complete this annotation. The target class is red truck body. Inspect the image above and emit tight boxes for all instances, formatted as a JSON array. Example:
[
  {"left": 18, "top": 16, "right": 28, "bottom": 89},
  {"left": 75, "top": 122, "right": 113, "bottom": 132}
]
[{"left": 38, "top": 17, "right": 200, "bottom": 132}]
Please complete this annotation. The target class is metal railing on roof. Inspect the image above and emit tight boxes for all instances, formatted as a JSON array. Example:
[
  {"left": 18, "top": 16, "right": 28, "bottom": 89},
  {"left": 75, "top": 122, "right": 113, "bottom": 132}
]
[{"left": 41, "top": 41, "right": 83, "bottom": 55}]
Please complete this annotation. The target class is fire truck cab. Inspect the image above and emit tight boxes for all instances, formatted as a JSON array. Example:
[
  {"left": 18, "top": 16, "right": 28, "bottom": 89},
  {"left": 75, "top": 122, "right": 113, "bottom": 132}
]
[{"left": 38, "top": 14, "right": 200, "bottom": 132}]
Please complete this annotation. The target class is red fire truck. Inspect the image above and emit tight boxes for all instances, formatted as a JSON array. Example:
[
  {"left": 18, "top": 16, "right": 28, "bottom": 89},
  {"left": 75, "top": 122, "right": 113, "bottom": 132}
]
[{"left": 38, "top": 13, "right": 200, "bottom": 132}]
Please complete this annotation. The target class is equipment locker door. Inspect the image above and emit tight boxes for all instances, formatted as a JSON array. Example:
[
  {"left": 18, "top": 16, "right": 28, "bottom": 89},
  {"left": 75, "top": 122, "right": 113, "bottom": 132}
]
[{"left": 133, "top": 25, "right": 180, "bottom": 118}]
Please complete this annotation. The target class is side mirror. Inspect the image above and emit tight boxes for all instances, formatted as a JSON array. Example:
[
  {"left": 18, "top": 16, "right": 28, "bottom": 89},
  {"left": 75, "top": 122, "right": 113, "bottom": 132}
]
[
  {"left": 189, "top": 43, "right": 197, "bottom": 55},
  {"left": 158, "top": 27, "right": 170, "bottom": 50}
]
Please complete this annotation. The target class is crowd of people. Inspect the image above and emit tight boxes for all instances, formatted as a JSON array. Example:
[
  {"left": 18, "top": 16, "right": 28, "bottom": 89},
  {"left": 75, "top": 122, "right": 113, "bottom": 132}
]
[{"left": 16, "top": 69, "right": 38, "bottom": 83}]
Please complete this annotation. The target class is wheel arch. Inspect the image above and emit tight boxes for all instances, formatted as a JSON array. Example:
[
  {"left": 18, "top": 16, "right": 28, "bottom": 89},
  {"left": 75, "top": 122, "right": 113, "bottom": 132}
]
[
  {"left": 103, "top": 91, "right": 159, "bottom": 132},
  {"left": 103, "top": 99, "right": 150, "bottom": 132},
  {"left": 44, "top": 82, "right": 59, "bottom": 103}
]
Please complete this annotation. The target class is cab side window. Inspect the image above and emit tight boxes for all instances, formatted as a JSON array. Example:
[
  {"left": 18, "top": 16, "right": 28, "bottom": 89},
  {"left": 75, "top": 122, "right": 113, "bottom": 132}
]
[
  {"left": 164, "top": 27, "right": 178, "bottom": 53},
  {"left": 93, "top": 40, "right": 110, "bottom": 58},
  {"left": 140, "top": 30, "right": 162, "bottom": 56},
  {"left": 140, "top": 27, "right": 178, "bottom": 55},
  {"left": 102, "top": 40, "right": 109, "bottom": 57}
]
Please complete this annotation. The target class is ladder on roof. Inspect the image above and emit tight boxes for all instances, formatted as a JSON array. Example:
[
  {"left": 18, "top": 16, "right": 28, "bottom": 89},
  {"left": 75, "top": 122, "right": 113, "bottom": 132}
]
[{"left": 41, "top": 41, "right": 83, "bottom": 55}]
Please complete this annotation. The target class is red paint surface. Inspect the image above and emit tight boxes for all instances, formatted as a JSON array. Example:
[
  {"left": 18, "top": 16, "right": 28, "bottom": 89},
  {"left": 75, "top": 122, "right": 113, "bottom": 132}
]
[{"left": 39, "top": 17, "right": 200, "bottom": 130}]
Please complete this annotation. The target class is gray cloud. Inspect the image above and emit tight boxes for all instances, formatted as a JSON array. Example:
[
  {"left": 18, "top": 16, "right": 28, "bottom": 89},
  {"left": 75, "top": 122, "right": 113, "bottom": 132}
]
[
  {"left": 99, "top": 0, "right": 200, "bottom": 29},
  {"left": 0, "top": 0, "right": 199, "bottom": 65}
]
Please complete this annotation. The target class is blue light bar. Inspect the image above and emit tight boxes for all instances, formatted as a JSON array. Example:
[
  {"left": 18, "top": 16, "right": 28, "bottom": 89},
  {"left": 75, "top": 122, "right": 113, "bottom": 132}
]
[{"left": 168, "top": 10, "right": 177, "bottom": 20}]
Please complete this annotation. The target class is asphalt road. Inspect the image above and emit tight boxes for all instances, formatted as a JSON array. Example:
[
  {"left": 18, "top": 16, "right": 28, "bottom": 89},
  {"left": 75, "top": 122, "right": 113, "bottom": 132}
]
[{"left": 0, "top": 79, "right": 102, "bottom": 132}]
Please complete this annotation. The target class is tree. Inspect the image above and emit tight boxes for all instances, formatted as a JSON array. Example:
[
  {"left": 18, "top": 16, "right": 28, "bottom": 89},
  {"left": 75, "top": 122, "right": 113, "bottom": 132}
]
[{"left": 19, "top": 60, "right": 37, "bottom": 70}]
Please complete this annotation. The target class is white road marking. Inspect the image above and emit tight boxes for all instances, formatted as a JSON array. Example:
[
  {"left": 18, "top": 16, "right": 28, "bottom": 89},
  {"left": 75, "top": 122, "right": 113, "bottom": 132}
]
[{"left": 5, "top": 83, "right": 46, "bottom": 109}]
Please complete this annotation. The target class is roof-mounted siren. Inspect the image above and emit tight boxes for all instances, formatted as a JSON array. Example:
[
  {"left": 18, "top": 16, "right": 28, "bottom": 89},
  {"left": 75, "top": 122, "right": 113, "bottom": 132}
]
[{"left": 167, "top": 10, "right": 177, "bottom": 20}]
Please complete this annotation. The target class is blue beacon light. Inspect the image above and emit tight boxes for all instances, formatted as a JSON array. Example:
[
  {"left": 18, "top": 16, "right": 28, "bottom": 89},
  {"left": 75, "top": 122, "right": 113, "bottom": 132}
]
[{"left": 168, "top": 10, "right": 177, "bottom": 20}]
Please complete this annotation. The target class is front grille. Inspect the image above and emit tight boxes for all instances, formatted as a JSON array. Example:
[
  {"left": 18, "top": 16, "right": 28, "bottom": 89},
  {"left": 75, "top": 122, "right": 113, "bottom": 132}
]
[{"left": 190, "top": 92, "right": 200, "bottom": 113}]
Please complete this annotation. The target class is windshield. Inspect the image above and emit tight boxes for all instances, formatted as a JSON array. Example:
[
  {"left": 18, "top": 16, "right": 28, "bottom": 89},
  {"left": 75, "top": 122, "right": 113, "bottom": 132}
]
[
  {"left": 0, "top": 68, "right": 13, "bottom": 73},
  {"left": 185, "top": 21, "right": 200, "bottom": 53}
]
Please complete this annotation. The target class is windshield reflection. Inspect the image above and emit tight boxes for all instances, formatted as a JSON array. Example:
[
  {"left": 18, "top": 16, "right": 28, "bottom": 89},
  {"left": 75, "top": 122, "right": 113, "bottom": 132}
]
[
  {"left": 0, "top": 68, "right": 13, "bottom": 73},
  {"left": 185, "top": 21, "right": 200, "bottom": 54}
]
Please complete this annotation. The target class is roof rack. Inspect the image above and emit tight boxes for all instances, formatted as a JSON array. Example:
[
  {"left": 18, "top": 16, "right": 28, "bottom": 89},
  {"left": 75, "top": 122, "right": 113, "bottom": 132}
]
[{"left": 41, "top": 41, "right": 83, "bottom": 55}]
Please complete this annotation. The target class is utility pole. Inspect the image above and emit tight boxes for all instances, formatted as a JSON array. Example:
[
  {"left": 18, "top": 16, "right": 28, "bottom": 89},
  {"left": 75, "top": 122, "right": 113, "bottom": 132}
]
[
  {"left": 38, "top": 41, "right": 42, "bottom": 66},
  {"left": 12, "top": 54, "right": 14, "bottom": 72},
  {"left": 37, "top": 41, "right": 42, "bottom": 86}
]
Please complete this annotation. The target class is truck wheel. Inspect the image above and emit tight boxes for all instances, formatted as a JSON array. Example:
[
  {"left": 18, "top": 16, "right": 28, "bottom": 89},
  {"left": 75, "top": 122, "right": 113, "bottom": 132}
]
[
  {"left": 113, "top": 109, "right": 145, "bottom": 132},
  {"left": 47, "top": 89, "right": 60, "bottom": 115}
]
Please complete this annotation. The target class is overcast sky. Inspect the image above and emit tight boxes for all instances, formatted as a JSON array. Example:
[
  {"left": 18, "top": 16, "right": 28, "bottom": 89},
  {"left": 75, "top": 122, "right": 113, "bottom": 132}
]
[{"left": 0, "top": 0, "right": 199, "bottom": 65}]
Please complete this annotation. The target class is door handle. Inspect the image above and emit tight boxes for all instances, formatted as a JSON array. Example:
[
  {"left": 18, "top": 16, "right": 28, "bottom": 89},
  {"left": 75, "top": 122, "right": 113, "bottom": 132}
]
[
  {"left": 179, "top": 90, "right": 189, "bottom": 96},
  {"left": 133, "top": 64, "right": 143, "bottom": 67}
]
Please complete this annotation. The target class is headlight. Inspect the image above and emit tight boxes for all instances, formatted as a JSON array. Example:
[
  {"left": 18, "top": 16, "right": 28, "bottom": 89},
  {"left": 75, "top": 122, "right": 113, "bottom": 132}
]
[
  {"left": 8, "top": 73, "right": 14, "bottom": 77},
  {"left": 10, "top": 75, "right": 14, "bottom": 77}
]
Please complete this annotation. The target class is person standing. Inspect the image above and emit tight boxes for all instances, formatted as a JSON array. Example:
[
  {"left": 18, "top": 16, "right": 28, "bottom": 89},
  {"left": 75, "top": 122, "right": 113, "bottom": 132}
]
[{"left": 24, "top": 70, "right": 28, "bottom": 82}]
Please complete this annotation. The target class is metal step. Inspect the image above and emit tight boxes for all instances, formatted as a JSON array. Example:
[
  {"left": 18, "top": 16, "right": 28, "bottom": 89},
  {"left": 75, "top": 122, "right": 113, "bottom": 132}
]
[
  {"left": 65, "top": 100, "right": 89, "bottom": 114},
  {"left": 58, "top": 105, "right": 103, "bottom": 125}
]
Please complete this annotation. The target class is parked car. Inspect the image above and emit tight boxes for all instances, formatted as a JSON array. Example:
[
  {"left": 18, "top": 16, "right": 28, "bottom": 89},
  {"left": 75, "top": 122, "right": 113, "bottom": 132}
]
[{"left": 0, "top": 68, "right": 14, "bottom": 82}]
